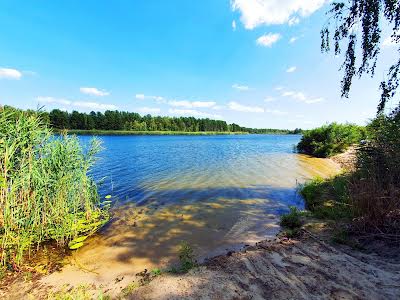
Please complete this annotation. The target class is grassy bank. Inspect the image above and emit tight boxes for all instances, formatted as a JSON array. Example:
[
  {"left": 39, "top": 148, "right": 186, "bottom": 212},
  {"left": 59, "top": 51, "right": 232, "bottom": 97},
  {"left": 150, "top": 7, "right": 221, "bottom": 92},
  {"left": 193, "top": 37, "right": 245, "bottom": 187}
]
[
  {"left": 0, "top": 108, "right": 109, "bottom": 267},
  {"left": 282, "top": 113, "right": 400, "bottom": 242},
  {"left": 62, "top": 130, "right": 249, "bottom": 136}
]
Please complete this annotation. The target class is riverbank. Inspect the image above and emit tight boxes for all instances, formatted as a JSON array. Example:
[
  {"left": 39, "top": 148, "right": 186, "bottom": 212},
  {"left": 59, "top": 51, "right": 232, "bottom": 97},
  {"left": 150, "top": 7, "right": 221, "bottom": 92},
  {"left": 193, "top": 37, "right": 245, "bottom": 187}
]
[
  {"left": 129, "top": 228, "right": 400, "bottom": 299},
  {"left": 62, "top": 130, "right": 249, "bottom": 136}
]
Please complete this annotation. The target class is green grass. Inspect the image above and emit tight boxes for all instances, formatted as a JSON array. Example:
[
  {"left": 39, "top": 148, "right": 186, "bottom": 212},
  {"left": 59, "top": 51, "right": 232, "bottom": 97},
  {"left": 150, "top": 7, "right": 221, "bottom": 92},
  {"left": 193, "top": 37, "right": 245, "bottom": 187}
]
[
  {"left": 0, "top": 108, "right": 109, "bottom": 266},
  {"left": 300, "top": 175, "right": 352, "bottom": 220},
  {"left": 61, "top": 130, "right": 249, "bottom": 136}
]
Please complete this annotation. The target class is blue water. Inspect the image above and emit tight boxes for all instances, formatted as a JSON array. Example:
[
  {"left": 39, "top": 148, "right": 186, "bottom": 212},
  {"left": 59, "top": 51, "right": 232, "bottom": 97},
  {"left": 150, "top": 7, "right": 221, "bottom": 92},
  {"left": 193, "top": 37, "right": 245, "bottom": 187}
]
[
  {"left": 72, "top": 134, "right": 337, "bottom": 265},
  {"left": 79, "top": 134, "right": 306, "bottom": 206}
]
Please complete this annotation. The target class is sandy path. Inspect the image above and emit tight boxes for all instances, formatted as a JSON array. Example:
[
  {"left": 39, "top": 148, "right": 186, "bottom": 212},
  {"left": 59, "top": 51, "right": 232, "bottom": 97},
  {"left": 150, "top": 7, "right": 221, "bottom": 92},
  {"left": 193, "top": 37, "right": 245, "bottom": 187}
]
[{"left": 129, "top": 234, "right": 400, "bottom": 300}]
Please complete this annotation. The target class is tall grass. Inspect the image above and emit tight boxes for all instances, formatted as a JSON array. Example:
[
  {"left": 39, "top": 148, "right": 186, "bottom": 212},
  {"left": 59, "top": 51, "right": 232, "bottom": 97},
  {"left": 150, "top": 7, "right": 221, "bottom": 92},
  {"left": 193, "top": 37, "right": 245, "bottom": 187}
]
[
  {"left": 0, "top": 108, "right": 109, "bottom": 266},
  {"left": 300, "top": 111, "right": 400, "bottom": 237},
  {"left": 349, "top": 113, "right": 400, "bottom": 234}
]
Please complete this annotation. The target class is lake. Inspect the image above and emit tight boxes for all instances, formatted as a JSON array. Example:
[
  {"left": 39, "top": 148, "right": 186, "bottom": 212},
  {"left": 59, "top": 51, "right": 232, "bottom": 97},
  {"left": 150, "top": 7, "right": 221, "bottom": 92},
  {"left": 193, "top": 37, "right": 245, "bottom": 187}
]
[{"left": 44, "top": 134, "right": 340, "bottom": 287}]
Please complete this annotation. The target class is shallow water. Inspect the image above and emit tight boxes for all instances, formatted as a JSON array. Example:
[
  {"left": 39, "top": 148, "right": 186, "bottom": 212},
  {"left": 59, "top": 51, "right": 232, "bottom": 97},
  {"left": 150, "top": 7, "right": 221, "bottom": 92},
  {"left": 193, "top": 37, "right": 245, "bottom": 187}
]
[{"left": 44, "top": 134, "right": 340, "bottom": 286}]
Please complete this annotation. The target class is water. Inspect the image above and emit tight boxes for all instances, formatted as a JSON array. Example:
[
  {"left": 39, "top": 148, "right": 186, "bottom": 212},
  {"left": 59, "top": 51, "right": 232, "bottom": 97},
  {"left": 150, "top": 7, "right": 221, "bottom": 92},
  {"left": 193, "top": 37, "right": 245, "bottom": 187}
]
[
  {"left": 84, "top": 134, "right": 311, "bottom": 205},
  {"left": 49, "top": 134, "right": 339, "bottom": 284}
]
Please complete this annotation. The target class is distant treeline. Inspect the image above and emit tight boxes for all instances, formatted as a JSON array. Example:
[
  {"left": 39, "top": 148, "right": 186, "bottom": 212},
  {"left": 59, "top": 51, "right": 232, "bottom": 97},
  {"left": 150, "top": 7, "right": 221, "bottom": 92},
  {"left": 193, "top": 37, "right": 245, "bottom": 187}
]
[{"left": 3, "top": 106, "right": 303, "bottom": 134}]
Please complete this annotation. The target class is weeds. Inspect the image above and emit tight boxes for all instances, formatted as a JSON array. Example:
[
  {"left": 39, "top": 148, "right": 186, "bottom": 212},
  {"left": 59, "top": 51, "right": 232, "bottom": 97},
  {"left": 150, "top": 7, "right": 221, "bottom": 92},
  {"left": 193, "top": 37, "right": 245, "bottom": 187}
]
[
  {"left": 0, "top": 108, "right": 109, "bottom": 266},
  {"left": 280, "top": 206, "right": 303, "bottom": 229}
]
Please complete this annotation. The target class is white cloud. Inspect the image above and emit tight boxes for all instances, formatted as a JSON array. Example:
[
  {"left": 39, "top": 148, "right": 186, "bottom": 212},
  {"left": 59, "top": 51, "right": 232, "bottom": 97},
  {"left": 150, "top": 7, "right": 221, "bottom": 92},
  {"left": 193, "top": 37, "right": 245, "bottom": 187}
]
[
  {"left": 282, "top": 90, "right": 324, "bottom": 104},
  {"left": 37, "top": 96, "right": 117, "bottom": 110},
  {"left": 382, "top": 35, "right": 398, "bottom": 48},
  {"left": 231, "top": 0, "right": 328, "bottom": 29},
  {"left": 275, "top": 86, "right": 285, "bottom": 91},
  {"left": 37, "top": 96, "right": 71, "bottom": 106},
  {"left": 232, "top": 83, "right": 250, "bottom": 91},
  {"left": 286, "top": 66, "right": 297, "bottom": 73},
  {"left": 138, "top": 107, "right": 161, "bottom": 114},
  {"left": 80, "top": 87, "right": 110, "bottom": 97},
  {"left": 265, "top": 108, "right": 288, "bottom": 116},
  {"left": 256, "top": 33, "right": 281, "bottom": 47},
  {"left": 288, "top": 17, "right": 300, "bottom": 26},
  {"left": 168, "top": 100, "right": 216, "bottom": 108},
  {"left": 0, "top": 68, "right": 22, "bottom": 80},
  {"left": 289, "top": 36, "right": 299, "bottom": 44},
  {"left": 136, "top": 94, "right": 146, "bottom": 100},
  {"left": 135, "top": 94, "right": 165, "bottom": 103},
  {"left": 74, "top": 101, "right": 117, "bottom": 110},
  {"left": 228, "top": 101, "right": 264, "bottom": 113},
  {"left": 232, "top": 20, "right": 237, "bottom": 31},
  {"left": 168, "top": 108, "right": 221, "bottom": 119},
  {"left": 264, "top": 97, "right": 276, "bottom": 102}
]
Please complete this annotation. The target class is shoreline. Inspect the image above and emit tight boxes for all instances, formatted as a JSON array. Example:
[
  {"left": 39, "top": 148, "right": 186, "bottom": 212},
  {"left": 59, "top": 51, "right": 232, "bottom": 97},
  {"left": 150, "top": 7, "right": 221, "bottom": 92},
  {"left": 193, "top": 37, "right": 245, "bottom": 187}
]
[
  {"left": 60, "top": 130, "right": 250, "bottom": 136},
  {"left": 3, "top": 154, "right": 366, "bottom": 299}
]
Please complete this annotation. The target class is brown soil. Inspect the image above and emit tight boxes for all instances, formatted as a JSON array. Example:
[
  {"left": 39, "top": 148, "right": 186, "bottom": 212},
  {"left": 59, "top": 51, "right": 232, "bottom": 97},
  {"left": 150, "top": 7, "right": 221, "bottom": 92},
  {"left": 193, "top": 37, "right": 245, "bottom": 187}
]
[{"left": 129, "top": 231, "right": 400, "bottom": 300}]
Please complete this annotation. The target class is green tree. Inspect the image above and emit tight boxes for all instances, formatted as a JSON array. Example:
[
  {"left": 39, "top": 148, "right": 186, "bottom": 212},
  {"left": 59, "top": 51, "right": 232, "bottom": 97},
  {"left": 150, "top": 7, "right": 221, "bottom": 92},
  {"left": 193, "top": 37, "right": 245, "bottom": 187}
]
[{"left": 321, "top": 0, "right": 400, "bottom": 112}]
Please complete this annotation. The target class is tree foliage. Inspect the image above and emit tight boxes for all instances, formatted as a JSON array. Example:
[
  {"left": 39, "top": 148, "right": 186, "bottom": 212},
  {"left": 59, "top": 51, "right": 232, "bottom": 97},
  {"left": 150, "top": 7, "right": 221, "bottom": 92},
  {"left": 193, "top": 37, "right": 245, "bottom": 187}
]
[
  {"left": 297, "top": 122, "right": 365, "bottom": 157},
  {"left": 4, "top": 106, "right": 300, "bottom": 134},
  {"left": 321, "top": 0, "right": 400, "bottom": 113}
]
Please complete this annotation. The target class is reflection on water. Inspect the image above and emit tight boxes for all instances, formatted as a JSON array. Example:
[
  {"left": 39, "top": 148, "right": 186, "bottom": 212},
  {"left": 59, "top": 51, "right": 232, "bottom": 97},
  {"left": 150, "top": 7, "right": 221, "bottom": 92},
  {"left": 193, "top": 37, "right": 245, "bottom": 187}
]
[{"left": 43, "top": 135, "right": 340, "bottom": 288}]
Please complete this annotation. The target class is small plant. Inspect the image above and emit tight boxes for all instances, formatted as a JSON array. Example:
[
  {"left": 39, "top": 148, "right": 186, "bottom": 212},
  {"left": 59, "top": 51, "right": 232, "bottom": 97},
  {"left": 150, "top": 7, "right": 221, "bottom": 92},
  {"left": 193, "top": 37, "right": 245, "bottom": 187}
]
[
  {"left": 280, "top": 206, "right": 303, "bottom": 229},
  {"left": 177, "top": 241, "right": 197, "bottom": 273},
  {"left": 121, "top": 282, "right": 140, "bottom": 297},
  {"left": 151, "top": 268, "right": 162, "bottom": 276}
]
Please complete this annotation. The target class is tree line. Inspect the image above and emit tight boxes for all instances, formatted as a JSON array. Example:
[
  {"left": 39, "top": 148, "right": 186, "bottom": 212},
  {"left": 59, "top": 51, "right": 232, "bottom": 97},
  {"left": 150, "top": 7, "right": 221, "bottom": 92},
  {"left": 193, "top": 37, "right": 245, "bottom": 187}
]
[{"left": 3, "top": 106, "right": 302, "bottom": 134}]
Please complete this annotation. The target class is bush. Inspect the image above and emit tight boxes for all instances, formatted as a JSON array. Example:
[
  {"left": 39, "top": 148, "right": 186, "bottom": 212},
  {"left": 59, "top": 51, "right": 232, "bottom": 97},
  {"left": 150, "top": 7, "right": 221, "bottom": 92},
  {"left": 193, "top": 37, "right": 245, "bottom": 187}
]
[
  {"left": 301, "top": 175, "right": 352, "bottom": 220},
  {"left": 349, "top": 111, "right": 400, "bottom": 234},
  {"left": 280, "top": 206, "right": 303, "bottom": 229},
  {"left": 0, "top": 108, "right": 109, "bottom": 266},
  {"left": 297, "top": 123, "right": 365, "bottom": 157}
]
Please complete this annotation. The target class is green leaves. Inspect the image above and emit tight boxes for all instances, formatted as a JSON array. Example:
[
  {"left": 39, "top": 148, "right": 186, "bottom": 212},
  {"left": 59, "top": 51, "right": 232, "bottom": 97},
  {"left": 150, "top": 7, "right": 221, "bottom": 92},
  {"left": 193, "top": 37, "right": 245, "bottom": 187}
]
[{"left": 68, "top": 236, "right": 88, "bottom": 250}]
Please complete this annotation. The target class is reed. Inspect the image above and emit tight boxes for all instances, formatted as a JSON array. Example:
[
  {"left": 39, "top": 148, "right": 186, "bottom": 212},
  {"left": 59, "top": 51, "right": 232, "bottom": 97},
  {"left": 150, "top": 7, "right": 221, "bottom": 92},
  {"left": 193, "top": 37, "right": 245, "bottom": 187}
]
[{"left": 0, "top": 108, "right": 109, "bottom": 266}]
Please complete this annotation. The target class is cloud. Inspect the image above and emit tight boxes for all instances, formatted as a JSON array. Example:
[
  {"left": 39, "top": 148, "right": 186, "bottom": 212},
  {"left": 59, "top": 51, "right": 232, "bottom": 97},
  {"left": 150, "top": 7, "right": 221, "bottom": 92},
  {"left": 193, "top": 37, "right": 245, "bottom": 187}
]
[
  {"left": 168, "top": 100, "right": 216, "bottom": 108},
  {"left": 382, "top": 35, "right": 398, "bottom": 48},
  {"left": 37, "top": 96, "right": 117, "bottom": 110},
  {"left": 0, "top": 68, "right": 22, "bottom": 80},
  {"left": 80, "top": 87, "right": 110, "bottom": 97},
  {"left": 264, "top": 97, "right": 276, "bottom": 102},
  {"left": 256, "top": 33, "right": 281, "bottom": 47},
  {"left": 288, "top": 17, "right": 300, "bottom": 26},
  {"left": 232, "top": 20, "right": 237, "bottom": 31},
  {"left": 135, "top": 94, "right": 165, "bottom": 103},
  {"left": 228, "top": 101, "right": 264, "bottom": 113},
  {"left": 136, "top": 94, "right": 146, "bottom": 100},
  {"left": 289, "top": 36, "right": 300, "bottom": 44},
  {"left": 231, "top": 0, "right": 328, "bottom": 29},
  {"left": 232, "top": 83, "right": 250, "bottom": 91},
  {"left": 275, "top": 86, "right": 285, "bottom": 91},
  {"left": 138, "top": 107, "right": 161, "bottom": 114},
  {"left": 168, "top": 108, "right": 222, "bottom": 119},
  {"left": 286, "top": 66, "right": 297, "bottom": 73},
  {"left": 282, "top": 90, "right": 324, "bottom": 104},
  {"left": 265, "top": 108, "right": 288, "bottom": 115}
]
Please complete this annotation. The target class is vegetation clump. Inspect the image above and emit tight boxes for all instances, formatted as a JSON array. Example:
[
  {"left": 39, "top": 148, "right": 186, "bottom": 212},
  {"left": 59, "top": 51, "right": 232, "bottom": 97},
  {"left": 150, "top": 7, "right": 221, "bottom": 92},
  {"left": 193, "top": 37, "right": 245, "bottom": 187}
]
[
  {"left": 297, "top": 122, "right": 365, "bottom": 157},
  {"left": 300, "top": 110, "right": 400, "bottom": 239},
  {"left": 0, "top": 107, "right": 109, "bottom": 266}
]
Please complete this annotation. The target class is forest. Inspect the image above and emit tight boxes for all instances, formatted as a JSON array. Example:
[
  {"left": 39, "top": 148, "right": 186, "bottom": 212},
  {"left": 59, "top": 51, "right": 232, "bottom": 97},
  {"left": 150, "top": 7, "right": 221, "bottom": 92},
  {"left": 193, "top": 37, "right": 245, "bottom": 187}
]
[{"left": 4, "top": 106, "right": 302, "bottom": 134}]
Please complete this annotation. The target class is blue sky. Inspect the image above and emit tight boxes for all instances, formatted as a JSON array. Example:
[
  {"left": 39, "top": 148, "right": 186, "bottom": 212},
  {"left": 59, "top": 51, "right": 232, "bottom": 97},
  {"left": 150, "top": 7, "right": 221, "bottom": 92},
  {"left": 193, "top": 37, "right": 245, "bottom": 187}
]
[{"left": 0, "top": 0, "right": 398, "bottom": 129}]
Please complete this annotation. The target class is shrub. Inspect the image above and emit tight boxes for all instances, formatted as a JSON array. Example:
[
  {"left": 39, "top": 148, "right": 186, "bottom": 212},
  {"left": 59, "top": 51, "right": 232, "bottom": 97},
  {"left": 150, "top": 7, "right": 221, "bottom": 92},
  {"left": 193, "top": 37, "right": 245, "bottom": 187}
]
[
  {"left": 301, "top": 175, "right": 352, "bottom": 220},
  {"left": 349, "top": 111, "right": 400, "bottom": 234},
  {"left": 177, "top": 241, "right": 197, "bottom": 273},
  {"left": 0, "top": 108, "right": 109, "bottom": 266},
  {"left": 297, "top": 123, "right": 365, "bottom": 157},
  {"left": 280, "top": 206, "right": 303, "bottom": 229}
]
